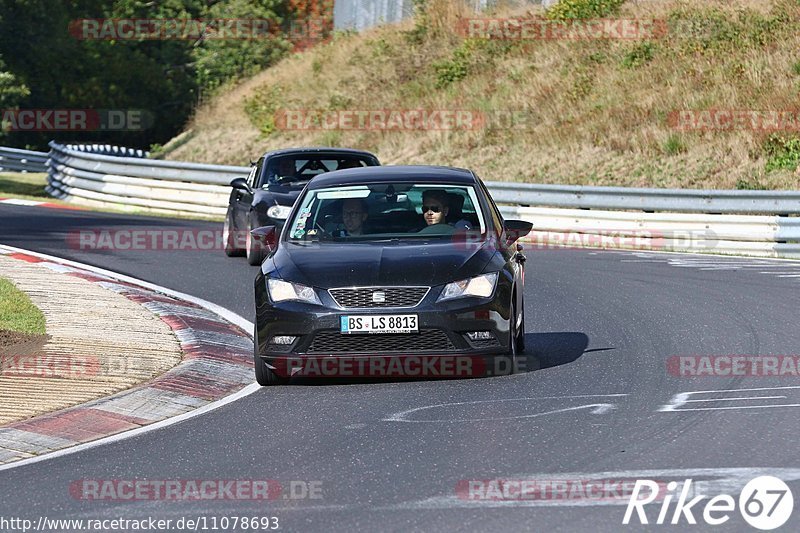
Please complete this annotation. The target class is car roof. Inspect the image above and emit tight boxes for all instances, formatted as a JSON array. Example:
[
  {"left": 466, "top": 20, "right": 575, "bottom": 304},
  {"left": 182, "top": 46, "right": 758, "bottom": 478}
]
[
  {"left": 262, "top": 147, "right": 378, "bottom": 159},
  {"left": 307, "top": 165, "right": 476, "bottom": 189}
]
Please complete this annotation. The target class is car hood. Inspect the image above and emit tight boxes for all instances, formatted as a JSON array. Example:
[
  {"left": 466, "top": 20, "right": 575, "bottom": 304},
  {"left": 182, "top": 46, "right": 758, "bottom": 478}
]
[
  {"left": 270, "top": 240, "right": 496, "bottom": 288},
  {"left": 253, "top": 185, "right": 305, "bottom": 207}
]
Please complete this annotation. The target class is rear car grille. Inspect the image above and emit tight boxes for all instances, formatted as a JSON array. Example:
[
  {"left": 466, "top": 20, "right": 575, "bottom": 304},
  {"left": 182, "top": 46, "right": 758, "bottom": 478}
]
[
  {"left": 306, "top": 329, "right": 455, "bottom": 353},
  {"left": 329, "top": 287, "right": 429, "bottom": 308}
]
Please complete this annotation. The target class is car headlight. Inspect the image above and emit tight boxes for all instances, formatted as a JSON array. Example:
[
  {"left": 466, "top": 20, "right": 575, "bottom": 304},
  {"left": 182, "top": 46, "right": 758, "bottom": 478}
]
[
  {"left": 267, "top": 205, "right": 292, "bottom": 220},
  {"left": 267, "top": 279, "right": 321, "bottom": 304},
  {"left": 437, "top": 272, "right": 498, "bottom": 302}
]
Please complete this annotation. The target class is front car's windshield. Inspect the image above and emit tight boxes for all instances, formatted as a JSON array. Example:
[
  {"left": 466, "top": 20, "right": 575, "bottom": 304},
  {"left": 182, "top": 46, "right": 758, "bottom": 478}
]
[
  {"left": 259, "top": 155, "right": 374, "bottom": 187},
  {"left": 286, "top": 182, "right": 487, "bottom": 242}
]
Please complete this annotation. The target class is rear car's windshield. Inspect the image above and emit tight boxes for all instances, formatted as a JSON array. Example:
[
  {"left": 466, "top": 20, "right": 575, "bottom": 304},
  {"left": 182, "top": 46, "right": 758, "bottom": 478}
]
[
  {"left": 259, "top": 155, "right": 374, "bottom": 187},
  {"left": 286, "top": 182, "right": 487, "bottom": 242}
]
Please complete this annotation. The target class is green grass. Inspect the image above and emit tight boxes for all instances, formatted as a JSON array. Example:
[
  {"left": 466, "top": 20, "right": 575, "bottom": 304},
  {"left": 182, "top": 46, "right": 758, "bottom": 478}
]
[
  {"left": 0, "top": 172, "right": 49, "bottom": 200},
  {"left": 764, "top": 136, "right": 800, "bottom": 172},
  {"left": 0, "top": 278, "right": 46, "bottom": 334}
]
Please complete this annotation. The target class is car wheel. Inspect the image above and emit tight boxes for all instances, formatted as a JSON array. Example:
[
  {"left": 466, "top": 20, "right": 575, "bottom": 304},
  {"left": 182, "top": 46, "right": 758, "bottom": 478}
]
[
  {"left": 515, "top": 294, "right": 525, "bottom": 354},
  {"left": 254, "top": 326, "right": 289, "bottom": 386},
  {"left": 507, "top": 300, "right": 519, "bottom": 375},
  {"left": 224, "top": 207, "right": 244, "bottom": 257},
  {"left": 246, "top": 214, "right": 265, "bottom": 266}
]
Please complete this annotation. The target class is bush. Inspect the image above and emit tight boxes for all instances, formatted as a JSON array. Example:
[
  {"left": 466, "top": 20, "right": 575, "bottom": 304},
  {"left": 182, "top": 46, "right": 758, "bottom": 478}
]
[
  {"left": 193, "top": 0, "right": 293, "bottom": 94},
  {"left": 404, "top": 0, "right": 430, "bottom": 44},
  {"left": 663, "top": 134, "right": 687, "bottom": 156},
  {"left": 0, "top": 57, "right": 30, "bottom": 144},
  {"left": 764, "top": 135, "right": 800, "bottom": 172},
  {"left": 433, "top": 42, "right": 472, "bottom": 88},
  {"left": 736, "top": 177, "right": 768, "bottom": 190},
  {"left": 666, "top": 6, "right": 787, "bottom": 57},
  {"left": 244, "top": 85, "right": 283, "bottom": 137},
  {"left": 621, "top": 42, "right": 657, "bottom": 69},
  {"left": 546, "top": 0, "right": 626, "bottom": 20}
]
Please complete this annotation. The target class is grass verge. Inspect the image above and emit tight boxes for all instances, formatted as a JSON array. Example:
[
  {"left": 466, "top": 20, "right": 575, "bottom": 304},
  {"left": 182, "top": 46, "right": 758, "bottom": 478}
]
[
  {"left": 0, "top": 172, "right": 50, "bottom": 201},
  {"left": 0, "top": 278, "right": 46, "bottom": 335}
]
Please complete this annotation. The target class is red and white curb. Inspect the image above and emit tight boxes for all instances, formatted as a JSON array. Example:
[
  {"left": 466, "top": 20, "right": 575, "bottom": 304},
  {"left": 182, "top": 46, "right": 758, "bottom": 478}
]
[
  {"left": 0, "top": 197, "right": 83, "bottom": 210},
  {"left": 0, "top": 245, "right": 258, "bottom": 469}
]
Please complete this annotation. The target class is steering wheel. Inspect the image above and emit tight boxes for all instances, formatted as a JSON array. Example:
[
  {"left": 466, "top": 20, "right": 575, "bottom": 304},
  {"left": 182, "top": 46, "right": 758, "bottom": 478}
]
[{"left": 417, "top": 223, "right": 455, "bottom": 235}]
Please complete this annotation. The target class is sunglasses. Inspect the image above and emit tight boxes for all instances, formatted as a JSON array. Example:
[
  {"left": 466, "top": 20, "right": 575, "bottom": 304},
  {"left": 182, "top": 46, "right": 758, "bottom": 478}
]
[{"left": 422, "top": 205, "right": 443, "bottom": 213}]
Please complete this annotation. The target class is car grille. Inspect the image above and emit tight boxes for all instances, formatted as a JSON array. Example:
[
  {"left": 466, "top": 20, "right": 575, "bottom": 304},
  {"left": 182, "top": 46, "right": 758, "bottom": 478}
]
[
  {"left": 464, "top": 336, "right": 501, "bottom": 349},
  {"left": 306, "top": 329, "right": 455, "bottom": 353},
  {"left": 329, "top": 287, "right": 429, "bottom": 308}
]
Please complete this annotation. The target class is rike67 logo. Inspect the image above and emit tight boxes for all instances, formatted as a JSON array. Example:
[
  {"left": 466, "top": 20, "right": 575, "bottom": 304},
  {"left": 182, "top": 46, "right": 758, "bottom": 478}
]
[{"left": 624, "top": 476, "right": 793, "bottom": 530}]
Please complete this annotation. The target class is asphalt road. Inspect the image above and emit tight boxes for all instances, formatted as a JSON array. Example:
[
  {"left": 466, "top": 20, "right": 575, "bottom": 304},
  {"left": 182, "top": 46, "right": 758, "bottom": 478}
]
[{"left": 2, "top": 203, "right": 800, "bottom": 532}]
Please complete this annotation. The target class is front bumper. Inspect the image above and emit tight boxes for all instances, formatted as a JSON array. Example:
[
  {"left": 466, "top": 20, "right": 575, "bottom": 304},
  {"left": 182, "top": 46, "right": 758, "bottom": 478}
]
[{"left": 255, "top": 281, "right": 513, "bottom": 377}]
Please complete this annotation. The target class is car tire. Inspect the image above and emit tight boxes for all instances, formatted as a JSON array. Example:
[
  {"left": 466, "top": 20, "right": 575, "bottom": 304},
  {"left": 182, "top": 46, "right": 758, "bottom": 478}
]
[
  {"left": 246, "top": 214, "right": 265, "bottom": 266},
  {"left": 515, "top": 294, "right": 525, "bottom": 354},
  {"left": 224, "top": 207, "right": 244, "bottom": 257},
  {"left": 254, "top": 326, "right": 289, "bottom": 386},
  {"left": 507, "top": 300, "right": 519, "bottom": 375}
]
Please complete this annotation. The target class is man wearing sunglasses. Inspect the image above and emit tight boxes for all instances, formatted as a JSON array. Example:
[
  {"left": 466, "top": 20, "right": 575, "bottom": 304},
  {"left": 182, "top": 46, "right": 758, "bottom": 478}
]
[{"left": 421, "top": 190, "right": 450, "bottom": 226}]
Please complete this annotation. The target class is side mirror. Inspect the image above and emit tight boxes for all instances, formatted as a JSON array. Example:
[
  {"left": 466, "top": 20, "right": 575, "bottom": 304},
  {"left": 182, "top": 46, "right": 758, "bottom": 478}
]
[
  {"left": 250, "top": 226, "right": 277, "bottom": 253},
  {"left": 503, "top": 219, "right": 533, "bottom": 246},
  {"left": 230, "top": 177, "right": 253, "bottom": 193}
]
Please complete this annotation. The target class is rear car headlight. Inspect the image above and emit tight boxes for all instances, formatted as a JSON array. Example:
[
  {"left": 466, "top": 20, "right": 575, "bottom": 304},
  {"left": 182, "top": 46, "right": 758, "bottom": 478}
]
[
  {"left": 267, "top": 205, "right": 292, "bottom": 220},
  {"left": 437, "top": 272, "right": 498, "bottom": 302},
  {"left": 267, "top": 279, "right": 321, "bottom": 304}
]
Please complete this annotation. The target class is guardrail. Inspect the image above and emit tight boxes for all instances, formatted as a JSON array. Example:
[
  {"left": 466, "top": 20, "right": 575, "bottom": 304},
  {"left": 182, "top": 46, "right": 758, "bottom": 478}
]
[
  {"left": 497, "top": 205, "right": 800, "bottom": 260},
  {"left": 63, "top": 143, "right": 149, "bottom": 158},
  {"left": 46, "top": 142, "right": 244, "bottom": 217},
  {"left": 2, "top": 142, "right": 798, "bottom": 259},
  {"left": 0, "top": 146, "right": 48, "bottom": 173},
  {"left": 489, "top": 182, "right": 800, "bottom": 215}
]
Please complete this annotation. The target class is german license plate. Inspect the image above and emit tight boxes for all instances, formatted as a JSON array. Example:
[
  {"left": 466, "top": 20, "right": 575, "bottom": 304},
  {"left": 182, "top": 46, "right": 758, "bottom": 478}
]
[{"left": 340, "top": 315, "right": 418, "bottom": 334}]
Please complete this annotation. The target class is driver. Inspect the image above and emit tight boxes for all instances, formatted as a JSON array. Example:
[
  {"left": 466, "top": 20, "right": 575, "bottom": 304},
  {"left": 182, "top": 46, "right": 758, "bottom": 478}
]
[
  {"left": 421, "top": 190, "right": 450, "bottom": 226},
  {"left": 269, "top": 158, "right": 296, "bottom": 182},
  {"left": 341, "top": 198, "right": 369, "bottom": 236}
]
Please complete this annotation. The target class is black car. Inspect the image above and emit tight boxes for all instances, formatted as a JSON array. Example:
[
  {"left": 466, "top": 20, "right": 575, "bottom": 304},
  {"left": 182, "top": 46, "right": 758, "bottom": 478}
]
[
  {"left": 251, "top": 166, "right": 533, "bottom": 385},
  {"left": 224, "top": 147, "right": 380, "bottom": 265}
]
